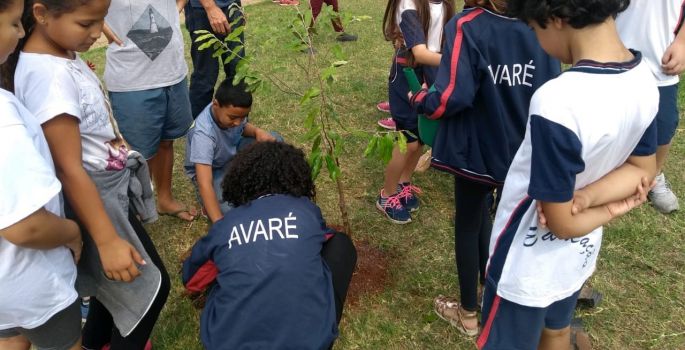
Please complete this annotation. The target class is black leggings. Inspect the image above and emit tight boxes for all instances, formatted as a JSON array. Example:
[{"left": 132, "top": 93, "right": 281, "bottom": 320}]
[
  {"left": 81, "top": 210, "right": 171, "bottom": 350},
  {"left": 454, "top": 176, "right": 495, "bottom": 312},
  {"left": 321, "top": 232, "right": 357, "bottom": 324}
]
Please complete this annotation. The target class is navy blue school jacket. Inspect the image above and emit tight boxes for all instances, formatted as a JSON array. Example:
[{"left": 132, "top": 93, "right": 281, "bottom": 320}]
[
  {"left": 412, "top": 7, "right": 561, "bottom": 185},
  {"left": 182, "top": 195, "right": 337, "bottom": 350}
]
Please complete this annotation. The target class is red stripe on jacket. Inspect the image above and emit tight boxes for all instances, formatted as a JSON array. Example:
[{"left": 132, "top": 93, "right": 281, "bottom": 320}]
[{"left": 430, "top": 8, "right": 483, "bottom": 119}]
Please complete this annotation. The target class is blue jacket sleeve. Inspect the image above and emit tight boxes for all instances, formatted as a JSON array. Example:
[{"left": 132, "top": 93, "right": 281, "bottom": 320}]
[
  {"left": 412, "top": 11, "right": 481, "bottom": 119},
  {"left": 182, "top": 230, "right": 218, "bottom": 285}
]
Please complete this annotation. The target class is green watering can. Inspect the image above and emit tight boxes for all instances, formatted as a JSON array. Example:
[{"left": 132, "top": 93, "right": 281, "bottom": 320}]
[{"left": 403, "top": 67, "right": 439, "bottom": 147}]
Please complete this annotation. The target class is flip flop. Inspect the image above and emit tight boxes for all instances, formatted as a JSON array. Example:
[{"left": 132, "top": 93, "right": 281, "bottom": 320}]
[{"left": 158, "top": 206, "right": 197, "bottom": 222}]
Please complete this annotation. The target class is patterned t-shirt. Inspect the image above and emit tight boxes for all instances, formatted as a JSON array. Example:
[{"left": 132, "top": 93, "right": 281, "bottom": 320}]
[
  {"left": 104, "top": 0, "right": 188, "bottom": 91},
  {"left": 15, "top": 53, "right": 127, "bottom": 172}
]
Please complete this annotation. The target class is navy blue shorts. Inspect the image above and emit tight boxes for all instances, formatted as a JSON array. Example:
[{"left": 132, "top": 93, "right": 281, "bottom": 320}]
[
  {"left": 477, "top": 280, "right": 581, "bottom": 350},
  {"left": 656, "top": 84, "right": 680, "bottom": 146},
  {"left": 110, "top": 78, "right": 193, "bottom": 159},
  {"left": 388, "top": 61, "right": 424, "bottom": 144}
]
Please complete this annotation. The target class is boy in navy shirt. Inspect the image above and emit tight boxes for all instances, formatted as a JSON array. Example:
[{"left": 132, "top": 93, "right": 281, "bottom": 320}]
[
  {"left": 184, "top": 80, "right": 279, "bottom": 223},
  {"left": 182, "top": 142, "right": 356, "bottom": 350},
  {"left": 478, "top": 0, "right": 658, "bottom": 349}
]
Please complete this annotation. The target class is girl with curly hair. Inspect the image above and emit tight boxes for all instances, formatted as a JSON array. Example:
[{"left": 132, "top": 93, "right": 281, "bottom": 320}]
[{"left": 183, "top": 141, "right": 357, "bottom": 350}]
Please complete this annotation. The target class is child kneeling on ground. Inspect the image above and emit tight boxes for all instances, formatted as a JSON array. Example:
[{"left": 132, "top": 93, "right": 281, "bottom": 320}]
[
  {"left": 478, "top": 0, "right": 659, "bottom": 349},
  {"left": 184, "top": 79, "right": 282, "bottom": 223},
  {"left": 182, "top": 141, "right": 357, "bottom": 350}
]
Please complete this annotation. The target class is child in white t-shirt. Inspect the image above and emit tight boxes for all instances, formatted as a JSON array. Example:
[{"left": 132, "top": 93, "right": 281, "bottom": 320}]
[
  {"left": 6, "top": 0, "right": 170, "bottom": 349},
  {"left": 0, "top": 1, "right": 82, "bottom": 350},
  {"left": 478, "top": 0, "right": 659, "bottom": 349},
  {"left": 616, "top": 0, "right": 685, "bottom": 214}
]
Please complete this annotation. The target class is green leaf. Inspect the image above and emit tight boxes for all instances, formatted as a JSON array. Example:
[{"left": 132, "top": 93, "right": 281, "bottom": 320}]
[
  {"left": 309, "top": 150, "right": 323, "bottom": 181},
  {"left": 304, "top": 124, "right": 321, "bottom": 141},
  {"left": 225, "top": 26, "right": 245, "bottom": 43},
  {"left": 311, "top": 135, "right": 322, "bottom": 154},
  {"left": 397, "top": 131, "right": 407, "bottom": 154},
  {"left": 197, "top": 38, "right": 218, "bottom": 51},
  {"left": 193, "top": 29, "right": 211, "bottom": 35},
  {"left": 300, "top": 87, "right": 321, "bottom": 105},
  {"left": 331, "top": 44, "right": 345, "bottom": 60},
  {"left": 332, "top": 60, "right": 348, "bottom": 67},
  {"left": 324, "top": 155, "right": 341, "bottom": 181},
  {"left": 321, "top": 66, "right": 336, "bottom": 84},
  {"left": 304, "top": 107, "right": 319, "bottom": 129},
  {"left": 195, "top": 33, "right": 216, "bottom": 43},
  {"left": 364, "top": 136, "right": 378, "bottom": 158}
]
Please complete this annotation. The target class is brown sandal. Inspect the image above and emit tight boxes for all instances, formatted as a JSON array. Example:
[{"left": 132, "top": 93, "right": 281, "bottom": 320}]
[{"left": 434, "top": 295, "right": 480, "bottom": 337}]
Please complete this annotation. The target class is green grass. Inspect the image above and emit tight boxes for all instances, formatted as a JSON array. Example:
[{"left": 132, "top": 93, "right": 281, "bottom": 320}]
[{"left": 81, "top": 1, "right": 685, "bottom": 349}]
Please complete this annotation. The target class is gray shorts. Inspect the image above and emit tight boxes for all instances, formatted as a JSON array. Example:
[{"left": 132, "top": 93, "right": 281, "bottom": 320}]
[{"left": 0, "top": 300, "right": 80, "bottom": 350}]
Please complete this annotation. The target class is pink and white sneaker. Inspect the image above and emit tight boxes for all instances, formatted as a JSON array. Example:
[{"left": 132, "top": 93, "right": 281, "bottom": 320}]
[
  {"left": 376, "top": 101, "right": 391, "bottom": 113},
  {"left": 278, "top": 0, "right": 299, "bottom": 5},
  {"left": 377, "top": 117, "right": 396, "bottom": 130}
]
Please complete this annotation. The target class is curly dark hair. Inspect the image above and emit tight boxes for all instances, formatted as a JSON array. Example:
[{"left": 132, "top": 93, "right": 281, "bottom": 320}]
[
  {"left": 507, "top": 0, "right": 630, "bottom": 29},
  {"left": 221, "top": 141, "right": 315, "bottom": 206}
]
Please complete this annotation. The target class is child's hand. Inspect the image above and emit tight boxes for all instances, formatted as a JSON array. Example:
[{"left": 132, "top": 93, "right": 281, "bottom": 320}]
[
  {"left": 662, "top": 39, "right": 685, "bottom": 75},
  {"left": 98, "top": 237, "right": 146, "bottom": 282},
  {"left": 604, "top": 176, "right": 652, "bottom": 218},
  {"left": 103, "top": 23, "right": 123, "bottom": 46},
  {"left": 255, "top": 129, "right": 276, "bottom": 142},
  {"left": 407, "top": 83, "right": 429, "bottom": 100},
  {"left": 65, "top": 235, "right": 83, "bottom": 264}
]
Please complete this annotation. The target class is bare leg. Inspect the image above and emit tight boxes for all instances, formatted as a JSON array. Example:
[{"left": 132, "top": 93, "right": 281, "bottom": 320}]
[
  {"left": 0, "top": 335, "right": 30, "bottom": 350},
  {"left": 538, "top": 327, "right": 571, "bottom": 350},
  {"left": 655, "top": 143, "right": 671, "bottom": 173},
  {"left": 383, "top": 143, "right": 421, "bottom": 196},
  {"left": 399, "top": 142, "right": 422, "bottom": 184},
  {"left": 149, "top": 140, "right": 196, "bottom": 221}
]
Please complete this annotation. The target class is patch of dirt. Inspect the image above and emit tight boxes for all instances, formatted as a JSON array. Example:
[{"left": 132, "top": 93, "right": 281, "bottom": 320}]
[{"left": 346, "top": 239, "right": 391, "bottom": 306}]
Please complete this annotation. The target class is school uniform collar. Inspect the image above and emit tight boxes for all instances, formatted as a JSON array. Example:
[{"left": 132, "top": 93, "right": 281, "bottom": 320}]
[{"left": 569, "top": 49, "right": 642, "bottom": 74}]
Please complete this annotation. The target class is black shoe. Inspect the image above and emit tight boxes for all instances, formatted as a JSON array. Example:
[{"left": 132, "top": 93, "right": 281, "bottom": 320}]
[{"left": 336, "top": 32, "right": 358, "bottom": 42}]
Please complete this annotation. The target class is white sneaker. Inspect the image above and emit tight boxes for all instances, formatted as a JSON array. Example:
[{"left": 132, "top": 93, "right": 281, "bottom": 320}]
[{"left": 648, "top": 173, "right": 679, "bottom": 214}]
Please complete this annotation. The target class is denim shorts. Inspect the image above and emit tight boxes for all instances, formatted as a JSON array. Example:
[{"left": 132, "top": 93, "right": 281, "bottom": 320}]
[
  {"left": 110, "top": 78, "right": 193, "bottom": 159},
  {"left": 656, "top": 84, "right": 680, "bottom": 146},
  {"left": 0, "top": 300, "right": 81, "bottom": 350}
]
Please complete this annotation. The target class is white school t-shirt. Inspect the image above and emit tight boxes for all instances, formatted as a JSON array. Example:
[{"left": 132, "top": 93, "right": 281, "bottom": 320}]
[
  {"left": 487, "top": 54, "right": 659, "bottom": 308},
  {"left": 104, "top": 0, "right": 187, "bottom": 92},
  {"left": 0, "top": 89, "right": 78, "bottom": 330},
  {"left": 15, "top": 53, "right": 121, "bottom": 171},
  {"left": 396, "top": 0, "right": 445, "bottom": 52},
  {"left": 616, "top": 0, "right": 683, "bottom": 86}
]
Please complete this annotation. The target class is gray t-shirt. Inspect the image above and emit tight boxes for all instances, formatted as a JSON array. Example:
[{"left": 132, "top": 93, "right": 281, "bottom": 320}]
[
  {"left": 184, "top": 104, "right": 247, "bottom": 178},
  {"left": 104, "top": 0, "right": 187, "bottom": 92}
]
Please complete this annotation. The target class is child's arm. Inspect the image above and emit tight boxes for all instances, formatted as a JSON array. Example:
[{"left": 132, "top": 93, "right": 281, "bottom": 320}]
[
  {"left": 0, "top": 208, "right": 82, "bottom": 260},
  {"left": 177, "top": 0, "right": 188, "bottom": 12},
  {"left": 195, "top": 163, "right": 223, "bottom": 223},
  {"left": 410, "top": 21, "right": 478, "bottom": 119},
  {"left": 540, "top": 183, "right": 648, "bottom": 239},
  {"left": 569, "top": 155, "right": 656, "bottom": 212},
  {"left": 411, "top": 44, "right": 441, "bottom": 66},
  {"left": 102, "top": 23, "right": 123, "bottom": 46},
  {"left": 182, "top": 229, "right": 219, "bottom": 287},
  {"left": 662, "top": 10, "right": 685, "bottom": 76},
  {"left": 42, "top": 115, "right": 145, "bottom": 282},
  {"left": 242, "top": 123, "right": 275, "bottom": 142}
]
